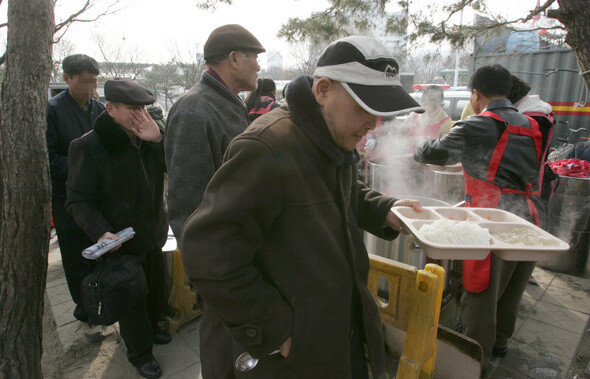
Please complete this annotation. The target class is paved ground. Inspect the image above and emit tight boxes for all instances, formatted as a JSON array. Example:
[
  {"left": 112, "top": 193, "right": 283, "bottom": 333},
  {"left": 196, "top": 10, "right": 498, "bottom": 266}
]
[
  {"left": 482, "top": 267, "right": 590, "bottom": 378},
  {"left": 44, "top": 235, "right": 590, "bottom": 378}
]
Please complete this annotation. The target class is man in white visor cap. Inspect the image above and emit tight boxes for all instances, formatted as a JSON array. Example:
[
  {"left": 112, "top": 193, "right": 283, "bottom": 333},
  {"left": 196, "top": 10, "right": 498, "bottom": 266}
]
[{"left": 180, "top": 35, "right": 423, "bottom": 378}]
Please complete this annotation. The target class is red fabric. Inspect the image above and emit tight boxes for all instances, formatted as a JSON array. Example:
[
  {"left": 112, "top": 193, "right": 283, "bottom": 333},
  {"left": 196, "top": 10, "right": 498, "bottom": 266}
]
[
  {"left": 462, "top": 169, "right": 496, "bottom": 293},
  {"left": 524, "top": 111, "right": 555, "bottom": 125},
  {"left": 463, "top": 254, "right": 492, "bottom": 293},
  {"left": 502, "top": 183, "right": 540, "bottom": 226},
  {"left": 549, "top": 159, "right": 590, "bottom": 178},
  {"left": 206, "top": 68, "right": 228, "bottom": 88},
  {"left": 461, "top": 111, "right": 542, "bottom": 293},
  {"left": 248, "top": 101, "right": 275, "bottom": 116}
]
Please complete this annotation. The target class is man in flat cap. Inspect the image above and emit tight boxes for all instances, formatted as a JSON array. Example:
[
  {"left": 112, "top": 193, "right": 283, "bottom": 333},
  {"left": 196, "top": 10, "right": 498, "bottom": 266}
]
[
  {"left": 164, "top": 25, "right": 264, "bottom": 375},
  {"left": 66, "top": 78, "right": 169, "bottom": 378},
  {"left": 181, "top": 36, "right": 422, "bottom": 378},
  {"left": 165, "top": 24, "right": 265, "bottom": 239}
]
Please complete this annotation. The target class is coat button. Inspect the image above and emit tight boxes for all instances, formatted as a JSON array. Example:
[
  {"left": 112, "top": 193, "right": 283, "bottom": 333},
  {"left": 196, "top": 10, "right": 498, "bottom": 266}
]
[{"left": 245, "top": 328, "right": 258, "bottom": 338}]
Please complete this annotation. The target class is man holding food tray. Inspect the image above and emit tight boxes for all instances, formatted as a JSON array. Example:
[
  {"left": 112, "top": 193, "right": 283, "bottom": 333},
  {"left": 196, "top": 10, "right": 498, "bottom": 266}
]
[
  {"left": 181, "top": 36, "right": 423, "bottom": 378},
  {"left": 414, "top": 64, "right": 549, "bottom": 367}
]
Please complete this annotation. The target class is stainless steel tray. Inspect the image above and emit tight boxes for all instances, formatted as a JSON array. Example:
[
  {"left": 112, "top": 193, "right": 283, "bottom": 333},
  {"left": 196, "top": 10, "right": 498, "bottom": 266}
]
[{"left": 392, "top": 206, "right": 570, "bottom": 261}]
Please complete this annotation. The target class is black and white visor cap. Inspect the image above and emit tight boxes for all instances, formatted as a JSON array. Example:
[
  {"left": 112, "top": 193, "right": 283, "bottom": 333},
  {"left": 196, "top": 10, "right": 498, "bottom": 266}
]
[{"left": 313, "top": 36, "right": 424, "bottom": 117}]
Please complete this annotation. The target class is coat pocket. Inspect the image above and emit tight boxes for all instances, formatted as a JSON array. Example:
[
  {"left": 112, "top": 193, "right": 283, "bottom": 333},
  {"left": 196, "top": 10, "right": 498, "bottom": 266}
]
[{"left": 280, "top": 305, "right": 308, "bottom": 369}]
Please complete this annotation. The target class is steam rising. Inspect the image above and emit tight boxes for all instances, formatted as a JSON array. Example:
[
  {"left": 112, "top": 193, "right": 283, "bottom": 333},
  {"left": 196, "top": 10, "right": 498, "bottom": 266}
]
[{"left": 364, "top": 117, "right": 435, "bottom": 198}]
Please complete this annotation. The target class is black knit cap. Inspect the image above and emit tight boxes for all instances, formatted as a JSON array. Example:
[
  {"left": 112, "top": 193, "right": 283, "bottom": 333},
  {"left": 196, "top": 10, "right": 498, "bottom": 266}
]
[
  {"left": 105, "top": 78, "right": 156, "bottom": 105},
  {"left": 204, "top": 24, "right": 265, "bottom": 60}
]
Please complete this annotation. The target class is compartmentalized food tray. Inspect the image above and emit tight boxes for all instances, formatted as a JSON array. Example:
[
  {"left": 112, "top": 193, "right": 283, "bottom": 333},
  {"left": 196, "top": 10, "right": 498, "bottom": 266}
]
[{"left": 391, "top": 206, "right": 570, "bottom": 261}]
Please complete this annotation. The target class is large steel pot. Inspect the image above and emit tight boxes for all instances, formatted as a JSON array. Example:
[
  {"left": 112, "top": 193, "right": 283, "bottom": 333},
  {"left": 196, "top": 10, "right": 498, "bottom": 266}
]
[
  {"left": 539, "top": 175, "right": 590, "bottom": 276},
  {"left": 432, "top": 170, "right": 465, "bottom": 205}
]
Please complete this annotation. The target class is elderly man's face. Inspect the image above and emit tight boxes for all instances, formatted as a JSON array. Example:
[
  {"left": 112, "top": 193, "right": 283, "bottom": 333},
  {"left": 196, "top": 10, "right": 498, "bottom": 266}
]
[
  {"left": 106, "top": 102, "right": 145, "bottom": 133},
  {"left": 315, "top": 79, "right": 379, "bottom": 151},
  {"left": 233, "top": 51, "right": 260, "bottom": 92}
]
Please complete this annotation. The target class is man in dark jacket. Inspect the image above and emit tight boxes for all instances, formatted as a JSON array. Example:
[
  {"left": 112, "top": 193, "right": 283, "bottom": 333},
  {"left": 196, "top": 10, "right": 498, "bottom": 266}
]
[
  {"left": 181, "top": 36, "right": 423, "bottom": 378},
  {"left": 67, "top": 78, "right": 169, "bottom": 378},
  {"left": 46, "top": 54, "right": 106, "bottom": 337},
  {"left": 165, "top": 24, "right": 265, "bottom": 238},
  {"left": 414, "top": 65, "right": 546, "bottom": 368}
]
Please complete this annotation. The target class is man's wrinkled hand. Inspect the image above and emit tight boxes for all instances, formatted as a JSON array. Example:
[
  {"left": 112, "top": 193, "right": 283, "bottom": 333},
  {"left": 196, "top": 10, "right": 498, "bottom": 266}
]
[
  {"left": 130, "top": 108, "right": 162, "bottom": 143},
  {"left": 386, "top": 198, "right": 423, "bottom": 233},
  {"left": 98, "top": 231, "right": 121, "bottom": 251}
]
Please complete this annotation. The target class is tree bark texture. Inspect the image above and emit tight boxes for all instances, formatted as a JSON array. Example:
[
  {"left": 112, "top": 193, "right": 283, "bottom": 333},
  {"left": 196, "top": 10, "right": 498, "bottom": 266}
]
[
  {"left": 0, "top": 0, "right": 54, "bottom": 377},
  {"left": 551, "top": 0, "right": 590, "bottom": 90}
]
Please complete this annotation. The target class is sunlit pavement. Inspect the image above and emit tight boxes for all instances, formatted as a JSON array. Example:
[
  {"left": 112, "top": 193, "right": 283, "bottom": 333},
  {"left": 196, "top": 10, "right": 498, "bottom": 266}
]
[{"left": 45, "top": 235, "right": 589, "bottom": 378}]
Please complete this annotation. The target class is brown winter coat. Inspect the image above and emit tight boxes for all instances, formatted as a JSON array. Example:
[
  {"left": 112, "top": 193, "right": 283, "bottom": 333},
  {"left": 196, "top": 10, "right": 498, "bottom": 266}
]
[{"left": 181, "top": 75, "right": 398, "bottom": 378}]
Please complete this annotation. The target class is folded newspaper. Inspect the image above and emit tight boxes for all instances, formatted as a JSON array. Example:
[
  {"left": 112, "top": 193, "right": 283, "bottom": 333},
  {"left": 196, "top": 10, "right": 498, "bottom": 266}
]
[{"left": 82, "top": 227, "right": 136, "bottom": 260}]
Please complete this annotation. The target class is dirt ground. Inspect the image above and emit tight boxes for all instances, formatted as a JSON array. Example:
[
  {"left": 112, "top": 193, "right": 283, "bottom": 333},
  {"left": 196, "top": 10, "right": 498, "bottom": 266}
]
[{"left": 41, "top": 297, "right": 137, "bottom": 378}]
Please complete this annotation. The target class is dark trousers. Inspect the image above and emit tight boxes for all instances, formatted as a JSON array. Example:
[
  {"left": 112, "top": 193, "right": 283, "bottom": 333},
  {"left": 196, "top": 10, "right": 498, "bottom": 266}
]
[
  {"left": 143, "top": 248, "right": 166, "bottom": 329},
  {"left": 119, "top": 292, "right": 155, "bottom": 365},
  {"left": 460, "top": 254, "right": 535, "bottom": 364},
  {"left": 119, "top": 248, "right": 166, "bottom": 365},
  {"left": 52, "top": 197, "right": 95, "bottom": 320}
]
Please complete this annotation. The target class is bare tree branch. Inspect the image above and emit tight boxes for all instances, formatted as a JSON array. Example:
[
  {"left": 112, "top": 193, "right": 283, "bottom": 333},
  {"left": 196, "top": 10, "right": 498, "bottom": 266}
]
[
  {"left": 0, "top": 1, "right": 121, "bottom": 65},
  {"left": 54, "top": 0, "right": 92, "bottom": 33},
  {"left": 53, "top": 0, "right": 122, "bottom": 43}
]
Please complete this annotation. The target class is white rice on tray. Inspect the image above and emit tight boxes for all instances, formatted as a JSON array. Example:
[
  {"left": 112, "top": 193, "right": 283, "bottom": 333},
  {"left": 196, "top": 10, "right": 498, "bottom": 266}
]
[{"left": 419, "top": 219, "right": 491, "bottom": 245}]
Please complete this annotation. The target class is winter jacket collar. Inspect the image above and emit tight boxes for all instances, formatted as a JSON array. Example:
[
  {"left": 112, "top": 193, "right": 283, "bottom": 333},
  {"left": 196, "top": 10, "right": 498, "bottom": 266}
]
[
  {"left": 63, "top": 88, "right": 90, "bottom": 110},
  {"left": 286, "top": 75, "right": 359, "bottom": 167},
  {"left": 201, "top": 70, "right": 246, "bottom": 109},
  {"left": 484, "top": 98, "right": 518, "bottom": 112},
  {"left": 93, "top": 111, "right": 133, "bottom": 155},
  {"left": 206, "top": 68, "right": 228, "bottom": 87},
  {"left": 516, "top": 94, "right": 552, "bottom": 115}
]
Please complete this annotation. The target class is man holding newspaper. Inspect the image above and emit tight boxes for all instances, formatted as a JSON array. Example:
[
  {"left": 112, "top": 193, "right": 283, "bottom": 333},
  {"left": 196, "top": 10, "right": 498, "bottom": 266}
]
[{"left": 66, "top": 78, "right": 169, "bottom": 378}]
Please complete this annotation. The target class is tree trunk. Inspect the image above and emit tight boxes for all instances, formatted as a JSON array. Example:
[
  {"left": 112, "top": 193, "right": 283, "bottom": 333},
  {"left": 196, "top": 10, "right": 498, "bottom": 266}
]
[
  {"left": 0, "top": 0, "right": 54, "bottom": 377},
  {"left": 550, "top": 0, "right": 590, "bottom": 90}
]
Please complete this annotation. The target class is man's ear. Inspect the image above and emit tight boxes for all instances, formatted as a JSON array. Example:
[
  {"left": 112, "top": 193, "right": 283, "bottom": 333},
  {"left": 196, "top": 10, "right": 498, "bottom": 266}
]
[
  {"left": 313, "top": 77, "right": 332, "bottom": 106},
  {"left": 63, "top": 73, "right": 71, "bottom": 85},
  {"left": 228, "top": 51, "right": 239, "bottom": 68},
  {"left": 470, "top": 89, "right": 483, "bottom": 114},
  {"left": 106, "top": 102, "right": 116, "bottom": 117},
  {"left": 472, "top": 89, "right": 480, "bottom": 101}
]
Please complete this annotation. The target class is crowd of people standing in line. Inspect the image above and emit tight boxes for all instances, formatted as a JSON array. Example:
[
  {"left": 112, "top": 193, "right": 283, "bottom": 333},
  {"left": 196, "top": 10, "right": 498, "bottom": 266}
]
[{"left": 47, "top": 21, "right": 573, "bottom": 378}]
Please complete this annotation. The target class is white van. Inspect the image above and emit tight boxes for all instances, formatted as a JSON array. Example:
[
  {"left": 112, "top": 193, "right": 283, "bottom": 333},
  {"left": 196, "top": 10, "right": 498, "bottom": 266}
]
[{"left": 48, "top": 82, "right": 106, "bottom": 102}]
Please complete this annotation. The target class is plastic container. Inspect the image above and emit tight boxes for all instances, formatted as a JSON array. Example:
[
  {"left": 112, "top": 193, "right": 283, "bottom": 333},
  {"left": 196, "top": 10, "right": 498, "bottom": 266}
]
[{"left": 392, "top": 206, "right": 570, "bottom": 261}]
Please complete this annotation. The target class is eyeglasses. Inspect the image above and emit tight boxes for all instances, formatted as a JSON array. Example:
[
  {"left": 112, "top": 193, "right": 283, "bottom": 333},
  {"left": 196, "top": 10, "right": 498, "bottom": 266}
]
[{"left": 238, "top": 51, "right": 260, "bottom": 64}]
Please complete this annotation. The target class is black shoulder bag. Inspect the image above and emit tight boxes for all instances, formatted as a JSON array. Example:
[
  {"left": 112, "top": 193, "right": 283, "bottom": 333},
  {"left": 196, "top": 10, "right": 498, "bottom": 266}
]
[{"left": 81, "top": 254, "right": 148, "bottom": 326}]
